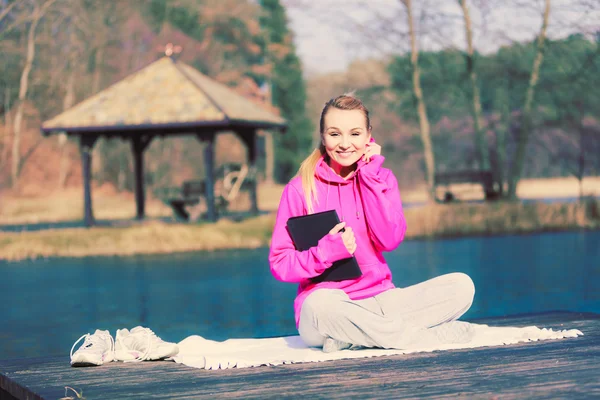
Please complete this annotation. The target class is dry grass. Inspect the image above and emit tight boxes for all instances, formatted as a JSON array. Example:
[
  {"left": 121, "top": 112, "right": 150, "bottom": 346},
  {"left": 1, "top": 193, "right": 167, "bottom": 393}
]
[
  {"left": 404, "top": 176, "right": 600, "bottom": 203},
  {"left": 0, "top": 186, "right": 172, "bottom": 224},
  {"left": 0, "top": 214, "right": 277, "bottom": 261},
  {"left": 404, "top": 199, "right": 600, "bottom": 239},
  {"left": 0, "top": 183, "right": 285, "bottom": 225},
  {"left": 1, "top": 198, "right": 598, "bottom": 262}
]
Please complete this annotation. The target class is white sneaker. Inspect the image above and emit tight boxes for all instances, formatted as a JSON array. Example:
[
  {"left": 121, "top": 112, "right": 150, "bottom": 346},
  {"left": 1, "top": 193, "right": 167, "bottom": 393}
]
[
  {"left": 70, "top": 329, "right": 115, "bottom": 367},
  {"left": 114, "top": 326, "right": 179, "bottom": 362}
]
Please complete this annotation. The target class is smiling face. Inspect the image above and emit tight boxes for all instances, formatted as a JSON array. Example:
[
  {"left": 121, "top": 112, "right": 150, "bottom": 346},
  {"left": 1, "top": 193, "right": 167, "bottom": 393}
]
[{"left": 322, "top": 108, "right": 371, "bottom": 177}]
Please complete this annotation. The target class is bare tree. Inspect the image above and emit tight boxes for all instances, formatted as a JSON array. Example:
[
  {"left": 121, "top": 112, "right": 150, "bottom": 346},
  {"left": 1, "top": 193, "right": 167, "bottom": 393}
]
[
  {"left": 56, "top": 0, "right": 87, "bottom": 188},
  {"left": 0, "top": 0, "right": 20, "bottom": 25},
  {"left": 458, "top": 0, "right": 489, "bottom": 172},
  {"left": 11, "top": 0, "right": 56, "bottom": 188},
  {"left": 535, "top": 121, "right": 596, "bottom": 200},
  {"left": 1, "top": 87, "right": 11, "bottom": 173},
  {"left": 401, "top": 0, "right": 435, "bottom": 197},
  {"left": 507, "top": 0, "right": 551, "bottom": 199},
  {"left": 494, "top": 80, "right": 510, "bottom": 196}
]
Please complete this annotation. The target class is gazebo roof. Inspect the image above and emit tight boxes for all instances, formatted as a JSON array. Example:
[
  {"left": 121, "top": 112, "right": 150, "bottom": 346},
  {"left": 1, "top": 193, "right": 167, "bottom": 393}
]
[{"left": 41, "top": 56, "right": 286, "bottom": 135}]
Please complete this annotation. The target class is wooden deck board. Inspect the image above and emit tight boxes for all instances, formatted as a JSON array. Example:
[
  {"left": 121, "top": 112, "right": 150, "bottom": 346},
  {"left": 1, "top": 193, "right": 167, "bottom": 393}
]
[{"left": 1, "top": 312, "right": 599, "bottom": 399}]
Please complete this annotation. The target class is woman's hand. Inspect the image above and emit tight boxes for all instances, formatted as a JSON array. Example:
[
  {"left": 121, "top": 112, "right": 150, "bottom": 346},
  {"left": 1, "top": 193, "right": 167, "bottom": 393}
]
[
  {"left": 329, "top": 222, "right": 357, "bottom": 255},
  {"left": 362, "top": 142, "right": 382, "bottom": 163}
]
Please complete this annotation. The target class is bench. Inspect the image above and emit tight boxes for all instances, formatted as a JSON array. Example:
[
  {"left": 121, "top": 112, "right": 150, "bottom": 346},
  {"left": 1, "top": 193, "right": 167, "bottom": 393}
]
[
  {"left": 154, "top": 163, "right": 256, "bottom": 221},
  {"left": 166, "top": 180, "right": 208, "bottom": 220},
  {"left": 434, "top": 170, "right": 500, "bottom": 202}
]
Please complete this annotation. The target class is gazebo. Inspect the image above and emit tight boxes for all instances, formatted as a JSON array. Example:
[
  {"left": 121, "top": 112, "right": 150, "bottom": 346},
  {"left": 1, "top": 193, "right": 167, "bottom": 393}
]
[{"left": 41, "top": 56, "right": 286, "bottom": 227}]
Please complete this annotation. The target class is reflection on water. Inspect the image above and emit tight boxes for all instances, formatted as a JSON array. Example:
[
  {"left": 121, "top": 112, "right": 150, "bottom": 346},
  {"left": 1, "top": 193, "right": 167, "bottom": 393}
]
[{"left": 0, "top": 230, "right": 598, "bottom": 359}]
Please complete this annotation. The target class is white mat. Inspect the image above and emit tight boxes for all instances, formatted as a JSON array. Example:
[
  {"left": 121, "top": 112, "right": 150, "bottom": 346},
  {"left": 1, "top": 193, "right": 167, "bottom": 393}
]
[{"left": 171, "top": 321, "right": 583, "bottom": 370}]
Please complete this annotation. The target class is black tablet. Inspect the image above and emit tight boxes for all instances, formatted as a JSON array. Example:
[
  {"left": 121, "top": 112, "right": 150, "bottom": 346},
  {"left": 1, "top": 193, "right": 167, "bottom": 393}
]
[{"left": 286, "top": 210, "right": 362, "bottom": 283}]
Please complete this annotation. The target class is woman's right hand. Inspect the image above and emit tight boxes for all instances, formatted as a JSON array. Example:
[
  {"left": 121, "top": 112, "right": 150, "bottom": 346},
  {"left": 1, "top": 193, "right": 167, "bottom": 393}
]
[{"left": 329, "top": 222, "right": 357, "bottom": 255}]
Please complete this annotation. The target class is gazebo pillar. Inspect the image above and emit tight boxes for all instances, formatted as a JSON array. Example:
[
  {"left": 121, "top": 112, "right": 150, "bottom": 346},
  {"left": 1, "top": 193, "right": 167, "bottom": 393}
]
[
  {"left": 199, "top": 132, "right": 217, "bottom": 222},
  {"left": 79, "top": 135, "right": 99, "bottom": 227},
  {"left": 239, "top": 129, "right": 259, "bottom": 215},
  {"left": 131, "top": 136, "right": 153, "bottom": 220}
]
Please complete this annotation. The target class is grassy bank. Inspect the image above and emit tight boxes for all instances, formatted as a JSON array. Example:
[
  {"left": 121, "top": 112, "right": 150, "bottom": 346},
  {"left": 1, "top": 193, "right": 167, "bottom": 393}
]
[{"left": 1, "top": 199, "right": 598, "bottom": 262}]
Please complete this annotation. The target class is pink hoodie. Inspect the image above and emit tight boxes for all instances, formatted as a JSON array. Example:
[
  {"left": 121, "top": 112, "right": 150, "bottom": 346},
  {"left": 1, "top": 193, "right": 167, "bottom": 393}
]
[{"left": 269, "top": 153, "right": 407, "bottom": 328}]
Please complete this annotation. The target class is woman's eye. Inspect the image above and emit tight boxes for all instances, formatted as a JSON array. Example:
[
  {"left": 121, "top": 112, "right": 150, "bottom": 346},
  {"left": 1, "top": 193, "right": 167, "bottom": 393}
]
[
  {"left": 352, "top": 132, "right": 361, "bottom": 136},
  {"left": 329, "top": 132, "right": 340, "bottom": 136}
]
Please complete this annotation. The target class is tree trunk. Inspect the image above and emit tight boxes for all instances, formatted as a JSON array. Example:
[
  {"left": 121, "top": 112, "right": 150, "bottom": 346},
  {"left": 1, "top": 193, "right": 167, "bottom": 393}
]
[
  {"left": 459, "top": 0, "right": 489, "bottom": 171},
  {"left": 10, "top": 0, "right": 55, "bottom": 188},
  {"left": 495, "top": 84, "right": 510, "bottom": 196},
  {"left": 507, "top": 0, "right": 551, "bottom": 199},
  {"left": 578, "top": 122, "right": 585, "bottom": 200},
  {"left": 58, "top": 28, "right": 78, "bottom": 189},
  {"left": 1, "top": 87, "right": 11, "bottom": 171},
  {"left": 91, "top": 46, "right": 103, "bottom": 94},
  {"left": 90, "top": 23, "right": 106, "bottom": 183},
  {"left": 12, "top": 8, "right": 41, "bottom": 187},
  {"left": 261, "top": 82, "right": 274, "bottom": 184},
  {"left": 118, "top": 150, "right": 127, "bottom": 192},
  {"left": 402, "top": 0, "right": 435, "bottom": 198},
  {"left": 264, "top": 130, "right": 274, "bottom": 184}
]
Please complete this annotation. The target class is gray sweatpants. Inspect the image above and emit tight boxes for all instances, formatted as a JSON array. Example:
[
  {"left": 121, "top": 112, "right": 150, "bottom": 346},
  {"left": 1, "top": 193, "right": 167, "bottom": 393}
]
[{"left": 298, "top": 272, "right": 475, "bottom": 349}]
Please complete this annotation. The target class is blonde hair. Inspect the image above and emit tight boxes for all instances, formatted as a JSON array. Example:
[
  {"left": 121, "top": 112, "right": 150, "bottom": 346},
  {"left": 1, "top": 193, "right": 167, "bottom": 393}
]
[{"left": 297, "top": 93, "right": 372, "bottom": 213}]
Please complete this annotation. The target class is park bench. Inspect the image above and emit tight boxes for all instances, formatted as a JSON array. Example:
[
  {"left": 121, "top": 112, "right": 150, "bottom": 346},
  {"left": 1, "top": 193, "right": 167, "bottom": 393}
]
[
  {"left": 155, "top": 163, "right": 255, "bottom": 220},
  {"left": 434, "top": 170, "right": 500, "bottom": 202},
  {"left": 161, "top": 180, "right": 208, "bottom": 220}
]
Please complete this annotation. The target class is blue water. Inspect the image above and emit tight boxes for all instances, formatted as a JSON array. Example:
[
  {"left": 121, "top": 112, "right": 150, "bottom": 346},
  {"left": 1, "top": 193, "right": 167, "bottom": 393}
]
[{"left": 0, "top": 230, "right": 598, "bottom": 360}]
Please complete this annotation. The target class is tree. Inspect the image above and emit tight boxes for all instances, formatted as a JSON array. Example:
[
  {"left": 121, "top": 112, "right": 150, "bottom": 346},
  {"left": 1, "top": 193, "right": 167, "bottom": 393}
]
[
  {"left": 535, "top": 34, "right": 600, "bottom": 198},
  {"left": 11, "top": 0, "right": 56, "bottom": 188},
  {"left": 260, "top": 0, "right": 313, "bottom": 183},
  {"left": 400, "top": 0, "right": 435, "bottom": 197},
  {"left": 507, "top": 0, "right": 551, "bottom": 198},
  {"left": 458, "top": 0, "right": 489, "bottom": 172}
]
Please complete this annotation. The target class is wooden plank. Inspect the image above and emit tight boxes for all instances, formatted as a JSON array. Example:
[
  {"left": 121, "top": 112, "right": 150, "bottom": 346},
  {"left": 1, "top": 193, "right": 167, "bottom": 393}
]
[{"left": 1, "top": 313, "right": 598, "bottom": 399}]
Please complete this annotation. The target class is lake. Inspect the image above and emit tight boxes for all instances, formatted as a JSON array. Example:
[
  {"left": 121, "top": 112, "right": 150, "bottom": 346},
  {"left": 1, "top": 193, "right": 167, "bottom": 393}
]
[{"left": 0, "top": 230, "right": 598, "bottom": 360}]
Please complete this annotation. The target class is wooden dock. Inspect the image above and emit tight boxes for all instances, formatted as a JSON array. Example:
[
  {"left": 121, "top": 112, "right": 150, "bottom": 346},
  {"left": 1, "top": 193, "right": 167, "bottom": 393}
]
[{"left": 1, "top": 312, "right": 599, "bottom": 399}]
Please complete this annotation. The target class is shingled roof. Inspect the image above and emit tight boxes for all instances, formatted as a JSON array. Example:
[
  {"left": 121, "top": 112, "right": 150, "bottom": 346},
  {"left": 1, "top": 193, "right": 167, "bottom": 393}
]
[{"left": 41, "top": 56, "right": 286, "bottom": 134}]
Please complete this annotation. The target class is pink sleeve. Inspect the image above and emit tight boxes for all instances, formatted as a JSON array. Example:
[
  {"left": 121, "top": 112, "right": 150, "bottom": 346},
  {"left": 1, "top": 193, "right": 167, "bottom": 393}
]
[
  {"left": 358, "top": 155, "right": 407, "bottom": 252},
  {"left": 269, "top": 184, "right": 352, "bottom": 283}
]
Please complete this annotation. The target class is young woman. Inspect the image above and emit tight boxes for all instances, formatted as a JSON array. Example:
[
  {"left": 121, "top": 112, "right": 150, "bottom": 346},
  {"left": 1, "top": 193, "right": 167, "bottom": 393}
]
[{"left": 269, "top": 94, "right": 475, "bottom": 352}]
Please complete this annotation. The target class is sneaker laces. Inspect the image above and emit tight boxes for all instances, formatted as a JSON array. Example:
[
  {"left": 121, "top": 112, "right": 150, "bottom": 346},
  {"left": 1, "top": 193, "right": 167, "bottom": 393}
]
[
  {"left": 117, "top": 327, "right": 158, "bottom": 362},
  {"left": 70, "top": 332, "right": 115, "bottom": 360}
]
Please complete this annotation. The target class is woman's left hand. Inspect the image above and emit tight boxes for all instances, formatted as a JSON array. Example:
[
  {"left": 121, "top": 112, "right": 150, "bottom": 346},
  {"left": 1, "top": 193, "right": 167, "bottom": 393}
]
[{"left": 362, "top": 142, "right": 382, "bottom": 163}]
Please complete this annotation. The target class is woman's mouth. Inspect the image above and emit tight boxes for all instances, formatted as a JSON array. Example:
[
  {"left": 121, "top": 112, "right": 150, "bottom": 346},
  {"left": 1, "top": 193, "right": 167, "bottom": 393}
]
[{"left": 336, "top": 151, "right": 355, "bottom": 159}]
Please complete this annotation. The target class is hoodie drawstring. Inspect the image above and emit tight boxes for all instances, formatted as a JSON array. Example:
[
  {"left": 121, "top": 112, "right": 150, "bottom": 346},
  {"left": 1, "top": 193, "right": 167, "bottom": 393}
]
[
  {"left": 336, "top": 176, "right": 360, "bottom": 221},
  {"left": 337, "top": 183, "right": 343, "bottom": 221},
  {"left": 319, "top": 158, "right": 360, "bottom": 221},
  {"left": 353, "top": 177, "right": 360, "bottom": 220}
]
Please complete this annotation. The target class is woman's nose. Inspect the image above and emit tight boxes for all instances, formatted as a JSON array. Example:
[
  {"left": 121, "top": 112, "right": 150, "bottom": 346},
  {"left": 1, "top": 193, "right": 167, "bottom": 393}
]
[{"left": 340, "top": 135, "right": 350, "bottom": 148}]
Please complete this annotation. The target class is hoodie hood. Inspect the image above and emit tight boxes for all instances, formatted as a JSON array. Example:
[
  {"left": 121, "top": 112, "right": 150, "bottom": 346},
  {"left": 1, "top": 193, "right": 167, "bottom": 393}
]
[{"left": 314, "top": 156, "right": 364, "bottom": 221}]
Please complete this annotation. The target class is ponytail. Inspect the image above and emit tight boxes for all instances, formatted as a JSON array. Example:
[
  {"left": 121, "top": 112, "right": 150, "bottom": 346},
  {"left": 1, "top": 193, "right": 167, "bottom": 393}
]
[{"left": 297, "top": 144, "right": 325, "bottom": 214}]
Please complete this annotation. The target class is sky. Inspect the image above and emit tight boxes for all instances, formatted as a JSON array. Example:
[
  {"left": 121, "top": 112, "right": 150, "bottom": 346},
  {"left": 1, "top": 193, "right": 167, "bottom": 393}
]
[{"left": 283, "top": 0, "right": 599, "bottom": 76}]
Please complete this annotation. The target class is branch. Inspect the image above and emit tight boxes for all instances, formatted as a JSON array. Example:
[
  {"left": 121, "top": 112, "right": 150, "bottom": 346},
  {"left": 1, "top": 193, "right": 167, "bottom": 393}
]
[
  {"left": 17, "top": 136, "right": 44, "bottom": 177},
  {"left": 0, "top": 0, "right": 57, "bottom": 37},
  {"left": 0, "top": 0, "right": 20, "bottom": 24}
]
